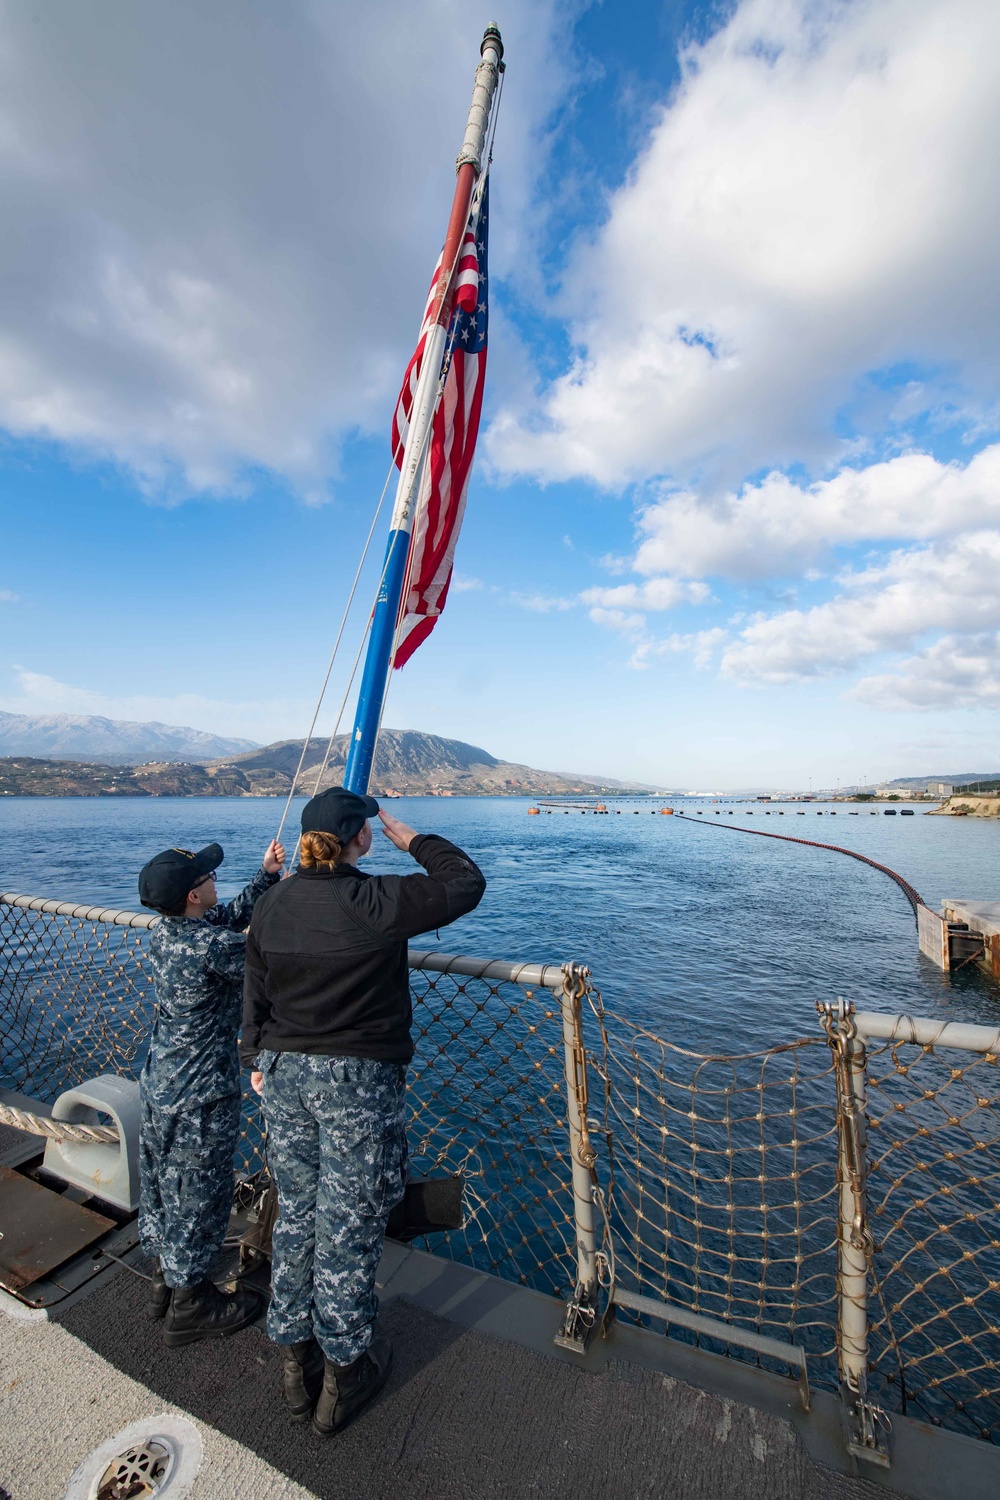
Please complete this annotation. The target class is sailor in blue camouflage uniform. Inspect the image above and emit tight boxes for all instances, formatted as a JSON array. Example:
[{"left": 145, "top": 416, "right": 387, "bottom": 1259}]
[
  {"left": 243, "top": 787, "right": 486, "bottom": 1433},
  {"left": 137, "top": 836, "right": 284, "bottom": 1345}
]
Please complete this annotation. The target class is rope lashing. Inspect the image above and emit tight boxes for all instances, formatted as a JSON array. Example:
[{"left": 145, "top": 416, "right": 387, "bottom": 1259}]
[
  {"left": 0, "top": 1100, "right": 119, "bottom": 1143},
  {"left": 672, "top": 812, "right": 924, "bottom": 916}
]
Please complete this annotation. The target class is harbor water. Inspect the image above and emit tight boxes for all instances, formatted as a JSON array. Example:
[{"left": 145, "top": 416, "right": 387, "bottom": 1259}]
[{"left": 1, "top": 794, "right": 997, "bottom": 1053}]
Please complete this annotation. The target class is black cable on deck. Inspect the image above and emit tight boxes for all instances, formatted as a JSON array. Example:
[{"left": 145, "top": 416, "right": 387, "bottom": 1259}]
[{"left": 672, "top": 811, "right": 924, "bottom": 918}]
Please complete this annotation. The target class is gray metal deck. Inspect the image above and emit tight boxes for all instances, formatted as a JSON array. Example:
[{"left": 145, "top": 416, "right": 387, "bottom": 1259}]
[{"left": 4, "top": 1235, "right": 997, "bottom": 1500}]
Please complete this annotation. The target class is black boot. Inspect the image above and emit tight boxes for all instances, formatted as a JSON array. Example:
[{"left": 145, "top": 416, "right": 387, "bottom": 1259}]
[
  {"left": 162, "top": 1278, "right": 263, "bottom": 1348},
  {"left": 284, "top": 1339, "right": 325, "bottom": 1422},
  {"left": 312, "top": 1337, "right": 393, "bottom": 1437},
  {"left": 148, "top": 1262, "right": 170, "bottom": 1321}
]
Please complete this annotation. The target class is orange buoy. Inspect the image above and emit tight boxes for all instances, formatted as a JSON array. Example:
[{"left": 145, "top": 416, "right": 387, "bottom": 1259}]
[
  {"left": 660, "top": 807, "right": 674, "bottom": 815},
  {"left": 527, "top": 806, "right": 540, "bottom": 815}
]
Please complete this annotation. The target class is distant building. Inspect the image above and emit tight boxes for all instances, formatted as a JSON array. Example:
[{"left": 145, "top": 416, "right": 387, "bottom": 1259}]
[{"left": 929, "top": 782, "right": 953, "bottom": 796}]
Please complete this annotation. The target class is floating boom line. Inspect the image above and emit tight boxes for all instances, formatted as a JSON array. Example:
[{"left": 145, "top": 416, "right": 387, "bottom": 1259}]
[{"left": 672, "top": 811, "right": 924, "bottom": 916}]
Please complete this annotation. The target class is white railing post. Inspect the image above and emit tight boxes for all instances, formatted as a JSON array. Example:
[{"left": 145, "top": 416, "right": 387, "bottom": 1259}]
[
  {"left": 553, "top": 962, "right": 600, "bottom": 1352},
  {"left": 820, "top": 999, "right": 891, "bottom": 1467}
]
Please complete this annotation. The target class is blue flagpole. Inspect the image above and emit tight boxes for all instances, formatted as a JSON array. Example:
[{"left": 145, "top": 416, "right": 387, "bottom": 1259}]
[
  {"left": 343, "top": 526, "right": 414, "bottom": 793},
  {"left": 342, "top": 25, "right": 502, "bottom": 795}
]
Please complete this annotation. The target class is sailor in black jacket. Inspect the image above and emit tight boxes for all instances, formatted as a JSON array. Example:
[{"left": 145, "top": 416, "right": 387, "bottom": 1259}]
[{"left": 242, "top": 786, "right": 486, "bottom": 1433}]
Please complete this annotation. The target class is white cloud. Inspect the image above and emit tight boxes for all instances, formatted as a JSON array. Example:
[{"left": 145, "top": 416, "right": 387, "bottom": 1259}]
[
  {"left": 630, "top": 628, "right": 727, "bottom": 671},
  {"left": 719, "top": 532, "right": 1000, "bottom": 683},
  {"left": 633, "top": 445, "right": 1000, "bottom": 581},
  {"left": 450, "top": 575, "right": 484, "bottom": 593},
  {"left": 580, "top": 577, "right": 710, "bottom": 610},
  {"left": 853, "top": 633, "right": 1000, "bottom": 709},
  {"left": 0, "top": 3, "right": 563, "bottom": 499},
  {"left": 0, "top": 589, "right": 18, "bottom": 602},
  {"left": 509, "top": 592, "right": 575, "bottom": 612},
  {"left": 1, "top": 667, "right": 309, "bottom": 742},
  {"left": 489, "top": 0, "right": 1000, "bottom": 491},
  {"left": 587, "top": 606, "right": 645, "bottom": 634}
]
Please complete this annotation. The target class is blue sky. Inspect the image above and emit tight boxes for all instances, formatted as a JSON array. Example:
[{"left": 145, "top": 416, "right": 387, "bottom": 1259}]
[{"left": 1, "top": 0, "right": 998, "bottom": 789}]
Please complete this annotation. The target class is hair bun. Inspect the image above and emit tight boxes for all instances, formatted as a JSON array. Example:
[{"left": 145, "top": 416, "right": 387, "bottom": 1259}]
[{"left": 299, "top": 829, "right": 343, "bottom": 870}]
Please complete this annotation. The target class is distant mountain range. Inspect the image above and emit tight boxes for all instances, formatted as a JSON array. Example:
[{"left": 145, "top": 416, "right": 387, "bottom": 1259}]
[
  {"left": 0, "top": 727, "right": 656, "bottom": 798},
  {"left": 0, "top": 709, "right": 258, "bottom": 763},
  {"left": 210, "top": 729, "right": 653, "bottom": 796}
]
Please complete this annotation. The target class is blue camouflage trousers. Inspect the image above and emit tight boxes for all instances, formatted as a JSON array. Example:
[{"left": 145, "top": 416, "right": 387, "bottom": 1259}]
[
  {"left": 138, "top": 1091, "right": 241, "bottom": 1288},
  {"left": 260, "top": 1051, "right": 407, "bottom": 1365}
]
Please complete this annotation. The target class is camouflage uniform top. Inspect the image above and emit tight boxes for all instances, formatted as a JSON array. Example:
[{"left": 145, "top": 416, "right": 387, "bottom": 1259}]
[{"left": 141, "top": 866, "right": 279, "bottom": 1111}]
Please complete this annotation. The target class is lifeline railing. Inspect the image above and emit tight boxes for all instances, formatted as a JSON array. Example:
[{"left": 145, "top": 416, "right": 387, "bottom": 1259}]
[{"left": 1, "top": 891, "right": 998, "bottom": 1464}]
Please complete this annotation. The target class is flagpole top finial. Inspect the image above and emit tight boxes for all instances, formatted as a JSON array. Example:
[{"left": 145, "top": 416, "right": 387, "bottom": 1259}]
[{"left": 481, "top": 24, "right": 503, "bottom": 62}]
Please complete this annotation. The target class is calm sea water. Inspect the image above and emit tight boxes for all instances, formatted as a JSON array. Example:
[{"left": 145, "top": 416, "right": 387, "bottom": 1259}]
[{"left": 1, "top": 794, "right": 997, "bottom": 1052}]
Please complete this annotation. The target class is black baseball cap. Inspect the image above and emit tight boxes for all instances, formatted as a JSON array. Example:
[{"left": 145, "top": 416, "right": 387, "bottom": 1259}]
[
  {"left": 301, "top": 786, "right": 379, "bottom": 844},
  {"left": 138, "top": 843, "right": 224, "bottom": 911}
]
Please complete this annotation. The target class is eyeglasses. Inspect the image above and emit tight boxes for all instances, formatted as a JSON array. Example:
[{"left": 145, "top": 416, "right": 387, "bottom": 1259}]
[{"left": 193, "top": 872, "right": 217, "bottom": 889}]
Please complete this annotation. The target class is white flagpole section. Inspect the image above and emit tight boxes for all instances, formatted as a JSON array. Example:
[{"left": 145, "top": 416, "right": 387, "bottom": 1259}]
[{"left": 344, "top": 25, "right": 503, "bottom": 794}]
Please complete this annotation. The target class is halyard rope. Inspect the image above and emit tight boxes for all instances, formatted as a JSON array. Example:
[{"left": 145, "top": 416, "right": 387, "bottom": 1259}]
[{"left": 272, "top": 454, "right": 398, "bottom": 848}]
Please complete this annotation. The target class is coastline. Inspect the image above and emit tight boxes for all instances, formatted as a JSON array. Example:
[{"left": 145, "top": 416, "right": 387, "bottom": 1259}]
[{"left": 928, "top": 795, "right": 1000, "bottom": 818}]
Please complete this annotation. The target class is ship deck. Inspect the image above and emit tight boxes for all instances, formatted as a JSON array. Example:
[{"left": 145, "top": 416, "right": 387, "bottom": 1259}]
[{"left": 4, "top": 1232, "right": 997, "bottom": 1500}]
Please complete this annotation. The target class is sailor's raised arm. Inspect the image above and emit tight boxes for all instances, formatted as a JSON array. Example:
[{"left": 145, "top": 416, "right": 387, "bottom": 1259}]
[
  {"left": 378, "top": 811, "right": 486, "bottom": 940},
  {"left": 208, "top": 840, "right": 285, "bottom": 930}
]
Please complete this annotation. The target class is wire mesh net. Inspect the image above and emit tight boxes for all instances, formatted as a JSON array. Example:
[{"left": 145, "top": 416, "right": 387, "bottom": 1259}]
[
  {"left": 405, "top": 966, "right": 576, "bottom": 1294},
  {"left": 0, "top": 900, "right": 153, "bottom": 1102},
  {"left": 585, "top": 982, "right": 841, "bottom": 1388},
  {"left": 4, "top": 894, "right": 1000, "bottom": 1442},
  {"left": 0, "top": 897, "right": 577, "bottom": 1294},
  {"left": 863, "top": 1037, "right": 1000, "bottom": 1442}
]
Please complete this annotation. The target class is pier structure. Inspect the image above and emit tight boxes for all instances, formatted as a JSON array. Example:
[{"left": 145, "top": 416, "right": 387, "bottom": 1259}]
[{"left": 918, "top": 899, "right": 1000, "bottom": 978}]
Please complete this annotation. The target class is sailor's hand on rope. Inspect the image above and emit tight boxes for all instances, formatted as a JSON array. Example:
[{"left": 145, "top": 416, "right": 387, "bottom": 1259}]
[
  {"left": 379, "top": 810, "right": 417, "bottom": 851},
  {"left": 263, "top": 839, "right": 286, "bottom": 874}
]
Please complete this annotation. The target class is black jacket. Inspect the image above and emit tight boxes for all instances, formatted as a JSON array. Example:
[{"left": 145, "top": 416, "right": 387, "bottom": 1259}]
[{"left": 240, "top": 834, "right": 486, "bottom": 1065}]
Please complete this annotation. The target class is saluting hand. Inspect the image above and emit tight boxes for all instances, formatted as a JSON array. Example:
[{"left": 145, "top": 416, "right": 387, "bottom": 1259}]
[
  {"left": 379, "top": 809, "right": 417, "bottom": 852},
  {"left": 263, "top": 839, "right": 286, "bottom": 874}
]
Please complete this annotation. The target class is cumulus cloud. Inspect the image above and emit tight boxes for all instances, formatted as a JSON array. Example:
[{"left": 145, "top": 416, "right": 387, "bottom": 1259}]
[
  {"left": 489, "top": 0, "right": 1000, "bottom": 490},
  {"left": 580, "top": 577, "right": 709, "bottom": 610},
  {"left": 630, "top": 628, "right": 727, "bottom": 671},
  {"left": 0, "top": 2, "right": 562, "bottom": 499},
  {"left": 587, "top": 607, "right": 645, "bottom": 634},
  {"left": 853, "top": 633, "right": 1000, "bottom": 709},
  {"left": 633, "top": 445, "right": 1000, "bottom": 581},
  {"left": 719, "top": 532, "right": 1000, "bottom": 684}
]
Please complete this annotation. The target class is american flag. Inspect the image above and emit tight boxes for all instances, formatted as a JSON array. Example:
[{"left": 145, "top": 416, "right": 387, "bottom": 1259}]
[{"left": 390, "top": 180, "right": 489, "bottom": 668}]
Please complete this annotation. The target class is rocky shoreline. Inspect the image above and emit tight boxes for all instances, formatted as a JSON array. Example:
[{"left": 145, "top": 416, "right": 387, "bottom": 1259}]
[{"left": 927, "top": 794, "right": 1000, "bottom": 817}]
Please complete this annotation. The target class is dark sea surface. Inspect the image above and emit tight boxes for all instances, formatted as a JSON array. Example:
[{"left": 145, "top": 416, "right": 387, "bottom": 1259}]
[{"left": 1, "top": 794, "right": 997, "bottom": 1053}]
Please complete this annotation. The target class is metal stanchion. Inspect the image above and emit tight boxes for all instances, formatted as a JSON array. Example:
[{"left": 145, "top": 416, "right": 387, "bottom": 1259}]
[
  {"left": 554, "top": 963, "right": 600, "bottom": 1352},
  {"left": 820, "top": 999, "right": 891, "bottom": 1467}
]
